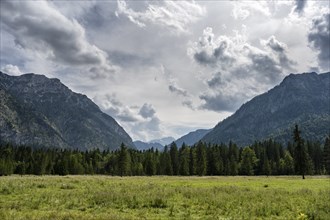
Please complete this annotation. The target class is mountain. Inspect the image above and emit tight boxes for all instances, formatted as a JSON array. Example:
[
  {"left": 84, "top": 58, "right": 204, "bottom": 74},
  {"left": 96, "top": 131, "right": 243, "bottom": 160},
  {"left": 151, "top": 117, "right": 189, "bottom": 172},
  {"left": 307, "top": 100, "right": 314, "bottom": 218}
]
[
  {"left": 133, "top": 141, "right": 164, "bottom": 151},
  {"left": 149, "top": 137, "right": 175, "bottom": 146},
  {"left": 175, "top": 129, "right": 211, "bottom": 147},
  {"left": 202, "top": 72, "right": 330, "bottom": 146},
  {"left": 0, "top": 71, "right": 134, "bottom": 150}
]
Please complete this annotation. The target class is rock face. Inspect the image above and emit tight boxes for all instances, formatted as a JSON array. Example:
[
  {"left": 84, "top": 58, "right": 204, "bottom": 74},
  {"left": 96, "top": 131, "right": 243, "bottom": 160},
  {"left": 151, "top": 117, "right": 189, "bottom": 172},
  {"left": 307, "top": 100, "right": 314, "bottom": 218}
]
[
  {"left": 202, "top": 72, "right": 330, "bottom": 146},
  {"left": 175, "top": 129, "right": 211, "bottom": 147},
  {"left": 0, "top": 71, "right": 134, "bottom": 150}
]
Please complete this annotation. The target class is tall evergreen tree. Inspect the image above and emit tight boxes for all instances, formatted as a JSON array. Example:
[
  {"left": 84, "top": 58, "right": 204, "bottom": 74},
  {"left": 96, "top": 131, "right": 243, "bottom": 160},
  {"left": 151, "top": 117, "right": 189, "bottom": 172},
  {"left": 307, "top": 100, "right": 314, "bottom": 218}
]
[
  {"left": 170, "top": 143, "right": 179, "bottom": 175},
  {"left": 179, "top": 145, "right": 190, "bottom": 176},
  {"left": 262, "top": 153, "right": 271, "bottom": 176},
  {"left": 196, "top": 142, "right": 207, "bottom": 176},
  {"left": 189, "top": 147, "right": 196, "bottom": 175},
  {"left": 162, "top": 146, "right": 173, "bottom": 175},
  {"left": 293, "top": 125, "right": 308, "bottom": 179},
  {"left": 118, "top": 144, "right": 131, "bottom": 176},
  {"left": 323, "top": 135, "right": 330, "bottom": 174}
]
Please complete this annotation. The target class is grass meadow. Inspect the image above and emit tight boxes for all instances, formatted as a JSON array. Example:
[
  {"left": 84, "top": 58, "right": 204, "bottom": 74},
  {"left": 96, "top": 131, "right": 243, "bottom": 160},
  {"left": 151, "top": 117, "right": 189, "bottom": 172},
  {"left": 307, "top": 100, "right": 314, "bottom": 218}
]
[{"left": 0, "top": 176, "right": 329, "bottom": 219}]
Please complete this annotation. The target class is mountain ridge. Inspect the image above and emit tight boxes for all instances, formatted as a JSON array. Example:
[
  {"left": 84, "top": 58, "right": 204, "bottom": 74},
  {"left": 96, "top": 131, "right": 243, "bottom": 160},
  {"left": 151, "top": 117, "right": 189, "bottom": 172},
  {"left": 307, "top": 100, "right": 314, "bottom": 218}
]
[
  {"left": 202, "top": 72, "right": 330, "bottom": 146},
  {"left": 175, "top": 129, "right": 211, "bottom": 147},
  {"left": 0, "top": 71, "right": 134, "bottom": 150}
]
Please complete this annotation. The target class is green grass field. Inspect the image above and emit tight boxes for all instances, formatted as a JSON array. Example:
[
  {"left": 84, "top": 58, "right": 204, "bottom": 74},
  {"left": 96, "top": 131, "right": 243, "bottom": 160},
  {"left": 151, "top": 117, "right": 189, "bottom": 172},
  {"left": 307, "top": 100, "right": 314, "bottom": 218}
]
[{"left": 0, "top": 176, "right": 329, "bottom": 220}]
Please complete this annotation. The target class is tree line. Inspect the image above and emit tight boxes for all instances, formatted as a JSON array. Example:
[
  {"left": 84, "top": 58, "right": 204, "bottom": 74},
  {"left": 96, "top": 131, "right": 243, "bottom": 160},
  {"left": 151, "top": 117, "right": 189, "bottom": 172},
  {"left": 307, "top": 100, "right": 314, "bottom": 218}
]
[{"left": 1, "top": 127, "right": 330, "bottom": 177}]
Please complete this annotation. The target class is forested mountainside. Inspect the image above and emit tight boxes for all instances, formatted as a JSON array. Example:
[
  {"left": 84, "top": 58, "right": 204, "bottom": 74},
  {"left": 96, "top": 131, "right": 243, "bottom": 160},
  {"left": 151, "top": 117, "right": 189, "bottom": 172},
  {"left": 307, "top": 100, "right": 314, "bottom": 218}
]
[{"left": 202, "top": 72, "right": 330, "bottom": 146}]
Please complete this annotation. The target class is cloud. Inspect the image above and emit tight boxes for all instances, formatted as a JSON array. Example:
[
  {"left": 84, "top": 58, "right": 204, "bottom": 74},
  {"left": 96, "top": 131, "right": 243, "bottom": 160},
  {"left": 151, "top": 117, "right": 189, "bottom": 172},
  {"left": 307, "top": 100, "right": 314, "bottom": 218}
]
[
  {"left": 94, "top": 94, "right": 163, "bottom": 141},
  {"left": 199, "top": 72, "right": 251, "bottom": 112},
  {"left": 231, "top": 1, "right": 271, "bottom": 20},
  {"left": 200, "top": 91, "right": 247, "bottom": 113},
  {"left": 189, "top": 27, "right": 296, "bottom": 112},
  {"left": 139, "top": 103, "right": 156, "bottom": 118},
  {"left": 95, "top": 94, "right": 139, "bottom": 122},
  {"left": 182, "top": 100, "right": 195, "bottom": 110},
  {"left": 115, "top": 0, "right": 206, "bottom": 34},
  {"left": 294, "top": 0, "right": 307, "bottom": 14},
  {"left": 1, "top": 64, "right": 23, "bottom": 76},
  {"left": 262, "top": 36, "right": 297, "bottom": 70},
  {"left": 206, "top": 72, "right": 225, "bottom": 88},
  {"left": 168, "top": 84, "right": 188, "bottom": 97},
  {"left": 0, "top": 0, "right": 116, "bottom": 77},
  {"left": 308, "top": 13, "right": 330, "bottom": 71},
  {"left": 190, "top": 27, "right": 236, "bottom": 67},
  {"left": 167, "top": 81, "right": 196, "bottom": 110}
]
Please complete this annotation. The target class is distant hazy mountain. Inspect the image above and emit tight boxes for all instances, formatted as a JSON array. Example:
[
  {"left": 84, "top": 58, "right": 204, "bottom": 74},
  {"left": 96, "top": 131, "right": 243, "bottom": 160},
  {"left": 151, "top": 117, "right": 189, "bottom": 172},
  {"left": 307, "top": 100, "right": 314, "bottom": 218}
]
[
  {"left": 133, "top": 141, "right": 164, "bottom": 151},
  {"left": 0, "top": 71, "right": 134, "bottom": 150},
  {"left": 175, "top": 129, "right": 211, "bottom": 147},
  {"left": 202, "top": 72, "right": 330, "bottom": 146},
  {"left": 149, "top": 137, "right": 175, "bottom": 146}
]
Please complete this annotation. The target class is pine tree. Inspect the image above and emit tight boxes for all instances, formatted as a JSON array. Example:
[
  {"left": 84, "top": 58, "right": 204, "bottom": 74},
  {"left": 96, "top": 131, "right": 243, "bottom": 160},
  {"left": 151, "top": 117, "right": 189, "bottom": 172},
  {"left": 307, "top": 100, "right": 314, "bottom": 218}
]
[
  {"left": 170, "top": 143, "right": 179, "bottom": 175},
  {"left": 293, "top": 125, "right": 308, "bottom": 179},
  {"left": 323, "top": 135, "right": 330, "bottom": 174},
  {"left": 118, "top": 144, "right": 131, "bottom": 176},
  {"left": 229, "top": 155, "right": 238, "bottom": 175},
  {"left": 262, "top": 153, "right": 271, "bottom": 176},
  {"left": 189, "top": 147, "right": 196, "bottom": 175},
  {"left": 179, "top": 145, "right": 190, "bottom": 175},
  {"left": 196, "top": 142, "right": 207, "bottom": 176},
  {"left": 144, "top": 152, "right": 156, "bottom": 176},
  {"left": 161, "top": 146, "right": 173, "bottom": 175}
]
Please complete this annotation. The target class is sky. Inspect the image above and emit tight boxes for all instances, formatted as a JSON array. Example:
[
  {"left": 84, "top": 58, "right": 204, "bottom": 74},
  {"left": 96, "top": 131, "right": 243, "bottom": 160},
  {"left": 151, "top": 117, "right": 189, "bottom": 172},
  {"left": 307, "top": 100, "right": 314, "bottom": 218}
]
[{"left": 1, "top": 0, "right": 329, "bottom": 142}]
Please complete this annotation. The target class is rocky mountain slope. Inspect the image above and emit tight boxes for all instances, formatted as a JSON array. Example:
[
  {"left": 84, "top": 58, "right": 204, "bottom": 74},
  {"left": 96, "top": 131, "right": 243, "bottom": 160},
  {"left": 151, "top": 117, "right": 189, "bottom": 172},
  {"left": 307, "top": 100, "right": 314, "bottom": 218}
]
[
  {"left": 202, "top": 72, "right": 330, "bottom": 146},
  {"left": 175, "top": 129, "right": 211, "bottom": 147},
  {"left": 0, "top": 71, "right": 134, "bottom": 150}
]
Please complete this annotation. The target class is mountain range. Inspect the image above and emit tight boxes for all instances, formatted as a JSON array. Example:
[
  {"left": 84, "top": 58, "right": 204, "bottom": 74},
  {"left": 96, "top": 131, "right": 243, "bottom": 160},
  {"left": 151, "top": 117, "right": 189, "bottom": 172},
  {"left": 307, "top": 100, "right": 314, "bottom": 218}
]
[
  {"left": 1, "top": 71, "right": 328, "bottom": 150},
  {"left": 133, "top": 137, "right": 175, "bottom": 151},
  {"left": 133, "top": 141, "right": 164, "bottom": 151},
  {"left": 175, "top": 129, "right": 210, "bottom": 147},
  {"left": 202, "top": 72, "right": 330, "bottom": 146},
  {"left": 0, "top": 71, "right": 134, "bottom": 150}
]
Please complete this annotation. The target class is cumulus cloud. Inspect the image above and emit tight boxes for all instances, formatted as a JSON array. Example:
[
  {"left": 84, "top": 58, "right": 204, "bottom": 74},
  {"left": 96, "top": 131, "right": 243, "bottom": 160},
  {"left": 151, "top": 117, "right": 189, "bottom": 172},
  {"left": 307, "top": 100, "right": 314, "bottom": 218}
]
[
  {"left": 115, "top": 0, "right": 206, "bottom": 34},
  {"left": 139, "top": 103, "right": 156, "bottom": 118},
  {"left": 206, "top": 72, "right": 225, "bottom": 88},
  {"left": 94, "top": 93, "right": 139, "bottom": 122},
  {"left": 262, "top": 36, "right": 296, "bottom": 70},
  {"left": 294, "top": 0, "right": 307, "bottom": 14},
  {"left": 308, "top": 13, "right": 330, "bottom": 71},
  {"left": 189, "top": 27, "right": 296, "bottom": 112},
  {"left": 1, "top": 64, "right": 23, "bottom": 76},
  {"left": 200, "top": 91, "right": 248, "bottom": 113},
  {"left": 94, "top": 94, "right": 163, "bottom": 141},
  {"left": 231, "top": 1, "right": 271, "bottom": 20},
  {"left": 0, "top": 0, "right": 116, "bottom": 77},
  {"left": 190, "top": 27, "right": 236, "bottom": 67}
]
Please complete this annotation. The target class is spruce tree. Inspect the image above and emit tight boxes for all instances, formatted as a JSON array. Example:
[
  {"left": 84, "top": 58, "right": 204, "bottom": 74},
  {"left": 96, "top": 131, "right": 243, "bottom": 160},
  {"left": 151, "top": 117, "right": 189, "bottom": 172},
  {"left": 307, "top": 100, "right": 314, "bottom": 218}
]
[
  {"left": 118, "top": 143, "right": 131, "bottom": 176},
  {"left": 293, "top": 125, "right": 308, "bottom": 179},
  {"left": 179, "top": 145, "right": 190, "bottom": 175},
  {"left": 323, "top": 135, "right": 330, "bottom": 174},
  {"left": 170, "top": 143, "right": 179, "bottom": 175},
  {"left": 196, "top": 141, "right": 207, "bottom": 176}
]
